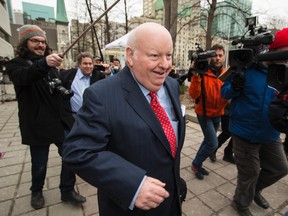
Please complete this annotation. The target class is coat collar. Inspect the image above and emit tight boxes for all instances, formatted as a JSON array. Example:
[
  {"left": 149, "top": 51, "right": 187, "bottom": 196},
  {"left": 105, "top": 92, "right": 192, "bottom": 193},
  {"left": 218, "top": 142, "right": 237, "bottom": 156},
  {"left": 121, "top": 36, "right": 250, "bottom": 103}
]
[{"left": 119, "top": 66, "right": 184, "bottom": 158}]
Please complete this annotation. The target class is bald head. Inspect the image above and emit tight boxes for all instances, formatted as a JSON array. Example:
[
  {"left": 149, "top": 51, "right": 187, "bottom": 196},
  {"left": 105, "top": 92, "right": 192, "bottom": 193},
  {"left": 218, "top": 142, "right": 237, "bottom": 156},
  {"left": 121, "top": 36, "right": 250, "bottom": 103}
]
[
  {"left": 127, "top": 22, "right": 172, "bottom": 50},
  {"left": 125, "top": 22, "right": 174, "bottom": 92}
]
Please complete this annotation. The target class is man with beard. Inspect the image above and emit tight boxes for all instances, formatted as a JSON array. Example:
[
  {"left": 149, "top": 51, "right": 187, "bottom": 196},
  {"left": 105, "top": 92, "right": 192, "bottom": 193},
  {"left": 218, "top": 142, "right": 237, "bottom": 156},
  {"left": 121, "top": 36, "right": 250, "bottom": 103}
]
[
  {"left": 189, "top": 44, "right": 229, "bottom": 180},
  {"left": 6, "top": 25, "right": 86, "bottom": 210}
]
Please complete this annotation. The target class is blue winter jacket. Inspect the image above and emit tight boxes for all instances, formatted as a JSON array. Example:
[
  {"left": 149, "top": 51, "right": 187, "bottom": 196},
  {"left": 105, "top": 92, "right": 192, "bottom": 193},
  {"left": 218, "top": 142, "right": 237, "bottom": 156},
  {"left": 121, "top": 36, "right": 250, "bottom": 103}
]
[{"left": 221, "top": 66, "right": 280, "bottom": 143}]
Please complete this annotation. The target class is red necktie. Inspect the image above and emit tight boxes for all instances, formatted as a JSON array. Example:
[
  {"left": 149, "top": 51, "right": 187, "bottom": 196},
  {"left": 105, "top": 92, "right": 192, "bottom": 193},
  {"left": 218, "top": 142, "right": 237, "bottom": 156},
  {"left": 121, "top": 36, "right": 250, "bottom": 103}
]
[{"left": 149, "top": 92, "right": 177, "bottom": 157}]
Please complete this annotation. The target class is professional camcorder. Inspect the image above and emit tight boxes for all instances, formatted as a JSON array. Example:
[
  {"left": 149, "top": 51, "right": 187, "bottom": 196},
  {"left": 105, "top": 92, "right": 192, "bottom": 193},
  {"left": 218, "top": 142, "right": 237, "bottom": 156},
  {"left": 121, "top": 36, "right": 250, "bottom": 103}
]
[
  {"left": 257, "top": 50, "right": 288, "bottom": 91},
  {"left": 188, "top": 43, "right": 216, "bottom": 74},
  {"left": 177, "top": 43, "right": 216, "bottom": 85},
  {"left": 229, "top": 16, "right": 288, "bottom": 91},
  {"left": 229, "top": 16, "right": 274, "bottom": 69},
  {"left": 46, "top": 71, "right": 73, "bottom": 99}
]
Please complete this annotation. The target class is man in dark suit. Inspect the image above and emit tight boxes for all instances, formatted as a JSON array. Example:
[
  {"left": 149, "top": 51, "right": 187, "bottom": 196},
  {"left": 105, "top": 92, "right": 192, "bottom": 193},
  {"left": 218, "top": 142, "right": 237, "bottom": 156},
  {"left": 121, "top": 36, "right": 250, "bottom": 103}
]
[
  {"left": 59, "top": 53, "right": 110, "bottom": 129},
  {"left": 6, "top": 24, "right": 85, "bottom": 210},
  {"left": 62, "top": 22, "right": 186, "bottom": 216}
]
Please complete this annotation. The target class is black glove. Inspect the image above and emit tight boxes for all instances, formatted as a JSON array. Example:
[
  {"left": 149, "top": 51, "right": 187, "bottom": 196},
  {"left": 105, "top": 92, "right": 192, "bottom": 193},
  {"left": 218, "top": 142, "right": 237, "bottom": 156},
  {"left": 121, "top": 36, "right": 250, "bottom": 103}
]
[{"left": 231, "top": 72, "right": 245, "bottom": 91}]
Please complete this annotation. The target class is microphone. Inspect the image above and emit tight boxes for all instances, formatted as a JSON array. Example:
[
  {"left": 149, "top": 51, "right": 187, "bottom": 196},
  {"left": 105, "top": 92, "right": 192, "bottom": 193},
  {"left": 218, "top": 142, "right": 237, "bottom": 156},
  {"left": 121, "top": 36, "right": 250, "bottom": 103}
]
[{"left": 257, "top": 50, "right": 288, "bottom": 62}]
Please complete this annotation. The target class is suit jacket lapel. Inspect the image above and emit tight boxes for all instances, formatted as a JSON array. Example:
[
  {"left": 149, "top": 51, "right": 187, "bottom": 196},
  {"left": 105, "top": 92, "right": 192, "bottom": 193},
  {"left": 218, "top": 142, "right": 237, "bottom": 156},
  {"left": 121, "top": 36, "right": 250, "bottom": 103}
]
[{"left": 120, "top": 67, "right": 183, "bottom": 158}]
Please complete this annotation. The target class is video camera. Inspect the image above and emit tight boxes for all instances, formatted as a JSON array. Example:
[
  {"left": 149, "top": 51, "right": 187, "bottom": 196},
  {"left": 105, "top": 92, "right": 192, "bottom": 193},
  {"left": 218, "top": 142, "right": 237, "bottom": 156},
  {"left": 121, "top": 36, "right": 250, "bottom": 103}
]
[
  {"left": 257, "top": 50, "right": 288, "bottom": 91},
  {"left": 188, "top": 43, "right": 216, "bottom": 74},
  {"left": 46, "top": 71, "right": 73, "bottom": 100},
  {"left": 177, "top": 43, "right": 216, "bottom": 85},
  {"left": 227, "top": 16, "right": 288, "bottom": 91},
  {"left": 229, "top": 16, "right": 274, "bottom": 69}
]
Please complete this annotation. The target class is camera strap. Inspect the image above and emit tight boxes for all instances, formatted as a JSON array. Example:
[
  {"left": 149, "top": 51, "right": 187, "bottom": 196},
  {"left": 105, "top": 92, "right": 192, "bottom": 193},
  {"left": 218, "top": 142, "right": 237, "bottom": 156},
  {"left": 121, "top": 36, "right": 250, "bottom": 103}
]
[{"left": 200, "top": 74, "right": 207, "bottom": 118}]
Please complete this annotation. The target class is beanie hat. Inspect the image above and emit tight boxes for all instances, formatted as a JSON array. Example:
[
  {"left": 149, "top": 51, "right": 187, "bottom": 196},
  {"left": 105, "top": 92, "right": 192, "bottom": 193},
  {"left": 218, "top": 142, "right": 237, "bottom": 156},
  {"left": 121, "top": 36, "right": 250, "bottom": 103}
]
[
  {"left": 17, "top": 25, "right": 46, "bottom": 43},
  {"left": 269, "top": 28, "right": 288, "bottom": 50}
]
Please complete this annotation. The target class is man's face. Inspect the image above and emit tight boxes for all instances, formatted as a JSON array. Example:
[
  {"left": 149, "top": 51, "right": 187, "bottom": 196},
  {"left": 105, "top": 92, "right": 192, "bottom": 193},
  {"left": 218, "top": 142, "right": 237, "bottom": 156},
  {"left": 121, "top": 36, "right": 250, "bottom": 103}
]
[
  {"left": 27, "top": 36, "right": 47, "bottom": 56},
  {"left": 113, "top": 60, "right": 120, "bottom": 67},
  {"left": 126, "top": 33, "right": 173, "bottom": 92},
  {"left": 94, "top": 59, "right": 101, "bottom": 65},
  {"left": 113, "top": 60, "right": 120, "bottom": 70},
  {"left": 210, "top": 49, "right": 225, "bottom": 68},
  {"left": 79, "top": 57, "right": 93, "bottom": 76}
]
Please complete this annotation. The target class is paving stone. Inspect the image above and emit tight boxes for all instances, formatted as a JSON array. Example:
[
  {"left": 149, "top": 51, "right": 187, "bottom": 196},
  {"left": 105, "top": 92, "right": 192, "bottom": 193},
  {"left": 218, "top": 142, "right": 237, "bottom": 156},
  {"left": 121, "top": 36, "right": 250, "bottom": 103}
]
[
  {"left": 0, "top": 200, "right": 13, "bottom": 216},
  {"left": 0, "top": 173, "right": 20, "bottom": 188},
  {"left": 82, "top": 195, "right": 99, "bottom": 216},
  {"left": 182, "top": 197, "right": 213, "bottom": 216},
  {"left": 17, "top": 181, "right": 31, "bottom": 197},
  {"left": 17, "top": 208, "right": 47, "bottom": 216},
  {"left": 11, "top": 194, "right": 38, "bottom": 216},
  {"left": 0, "top": 185, "right": 16, "bottom": 202},
  {"left": 49, "top": 203, "right": 83, "bottom": 216},
  {"left": 198, "top": 189, "right": 231, "bottom": 211}
]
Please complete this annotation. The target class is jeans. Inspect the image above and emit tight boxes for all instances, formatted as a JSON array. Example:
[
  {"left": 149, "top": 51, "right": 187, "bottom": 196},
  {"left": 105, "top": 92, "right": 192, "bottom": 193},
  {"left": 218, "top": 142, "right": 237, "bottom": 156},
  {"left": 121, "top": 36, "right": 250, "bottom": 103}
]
[
  {"left": 30, "top": 143, "right": 76, "bottom": 193},
  {"left": 232, "top": 134, "right": 288, "bottom": 209},
  {"left": 193, "top": 115, "right": 220, "bottom": 167}
]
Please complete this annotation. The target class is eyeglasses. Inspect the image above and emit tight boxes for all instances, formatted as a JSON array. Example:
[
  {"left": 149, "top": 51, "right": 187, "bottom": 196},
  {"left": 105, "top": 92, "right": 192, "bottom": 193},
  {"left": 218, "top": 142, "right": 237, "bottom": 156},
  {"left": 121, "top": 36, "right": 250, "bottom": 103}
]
[{"left": 29, "top": 38, "right": 47, "bottom": 45}]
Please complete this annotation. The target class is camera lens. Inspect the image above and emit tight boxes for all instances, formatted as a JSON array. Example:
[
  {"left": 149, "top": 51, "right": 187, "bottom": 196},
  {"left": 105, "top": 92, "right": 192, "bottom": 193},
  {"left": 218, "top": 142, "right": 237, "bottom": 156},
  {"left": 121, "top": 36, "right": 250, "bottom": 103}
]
[{"left": 56, "top": 86, "right": 74, "bottom": 99}]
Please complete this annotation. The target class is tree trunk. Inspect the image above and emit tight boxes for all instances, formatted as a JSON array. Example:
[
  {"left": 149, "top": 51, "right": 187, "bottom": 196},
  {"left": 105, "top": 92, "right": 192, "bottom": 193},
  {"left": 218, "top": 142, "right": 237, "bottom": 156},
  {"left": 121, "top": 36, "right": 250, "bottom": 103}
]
[{"left": 206, "top": 0, "right": 217, "bottom": 49}]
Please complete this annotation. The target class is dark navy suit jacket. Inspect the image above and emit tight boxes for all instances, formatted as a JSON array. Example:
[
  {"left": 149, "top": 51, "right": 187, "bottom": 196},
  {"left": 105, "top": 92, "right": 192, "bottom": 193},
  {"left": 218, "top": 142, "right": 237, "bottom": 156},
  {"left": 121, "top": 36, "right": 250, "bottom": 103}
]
[{"left": 62, "top": 66, "right": 186, "bottom": 216}]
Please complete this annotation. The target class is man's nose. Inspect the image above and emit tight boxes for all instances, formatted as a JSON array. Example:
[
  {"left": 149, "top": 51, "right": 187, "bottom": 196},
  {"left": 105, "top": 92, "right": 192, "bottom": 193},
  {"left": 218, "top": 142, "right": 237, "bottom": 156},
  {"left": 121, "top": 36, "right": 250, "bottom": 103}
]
[{"left": 159, "top": 57, "right": 171, "bottom": 69}]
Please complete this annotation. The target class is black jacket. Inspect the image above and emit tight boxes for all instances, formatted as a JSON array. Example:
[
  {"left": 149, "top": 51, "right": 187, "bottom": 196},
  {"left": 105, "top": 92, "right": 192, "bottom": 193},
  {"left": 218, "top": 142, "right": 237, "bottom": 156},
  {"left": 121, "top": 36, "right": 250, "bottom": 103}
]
[{"left": 6, "top": 56, "right": 70, "bottom": 146}]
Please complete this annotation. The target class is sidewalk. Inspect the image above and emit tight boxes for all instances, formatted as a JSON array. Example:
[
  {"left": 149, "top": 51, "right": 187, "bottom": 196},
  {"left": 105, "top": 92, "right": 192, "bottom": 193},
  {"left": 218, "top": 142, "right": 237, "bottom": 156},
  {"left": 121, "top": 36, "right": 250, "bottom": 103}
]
[{"left": 0, "top": 92, "right": 287, "bottom": 216}]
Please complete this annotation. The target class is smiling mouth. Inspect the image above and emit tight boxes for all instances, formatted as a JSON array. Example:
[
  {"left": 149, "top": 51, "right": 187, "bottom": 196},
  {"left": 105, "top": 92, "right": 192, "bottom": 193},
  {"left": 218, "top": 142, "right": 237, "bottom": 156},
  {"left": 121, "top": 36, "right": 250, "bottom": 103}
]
[{"left": 154, "top": 71, "right": 166, "bottom": 75}]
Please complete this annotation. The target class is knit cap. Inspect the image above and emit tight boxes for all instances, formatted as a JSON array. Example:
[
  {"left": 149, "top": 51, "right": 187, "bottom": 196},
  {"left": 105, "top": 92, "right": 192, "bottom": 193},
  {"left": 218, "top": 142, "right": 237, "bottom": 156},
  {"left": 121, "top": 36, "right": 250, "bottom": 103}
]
[
  {"left": 17, "top": 25, "right": 46, "bottom": 43},
  {"left": 269, "top": 28, "right": 288, "bottom": 50}
]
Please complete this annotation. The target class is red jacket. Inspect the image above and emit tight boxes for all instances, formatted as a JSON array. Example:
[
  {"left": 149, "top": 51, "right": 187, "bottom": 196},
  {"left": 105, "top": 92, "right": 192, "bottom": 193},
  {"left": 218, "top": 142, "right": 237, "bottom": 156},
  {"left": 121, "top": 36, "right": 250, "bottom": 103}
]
[{"left": 189, "top": 68, "right": 228, "bottom": 117}]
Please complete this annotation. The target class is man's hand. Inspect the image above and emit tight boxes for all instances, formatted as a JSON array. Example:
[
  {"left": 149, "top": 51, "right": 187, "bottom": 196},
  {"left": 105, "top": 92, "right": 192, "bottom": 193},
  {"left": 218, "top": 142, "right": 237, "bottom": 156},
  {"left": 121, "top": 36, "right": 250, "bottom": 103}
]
[
  {"left": 46, "top": 54, "right": 63, "bottom": 67},
  {"left": 135, "top": 177, "right": 169, "bottom": 210}
]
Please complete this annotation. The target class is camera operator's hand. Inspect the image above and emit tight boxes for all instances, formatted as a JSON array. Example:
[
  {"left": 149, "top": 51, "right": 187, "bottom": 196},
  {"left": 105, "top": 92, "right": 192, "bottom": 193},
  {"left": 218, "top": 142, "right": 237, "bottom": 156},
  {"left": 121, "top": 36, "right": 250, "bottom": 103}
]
[
  {"left": 102, "top": 64, "right": 111, "bottom": 75},
  {"left": 46, "top": 54, "right": 63, "bottom": 67},
  {"left": 189, "top": 61, "right": 198, "bottom": 76},
  {"left": 231, "top": 72, "right": 245, "bottom": 91}
]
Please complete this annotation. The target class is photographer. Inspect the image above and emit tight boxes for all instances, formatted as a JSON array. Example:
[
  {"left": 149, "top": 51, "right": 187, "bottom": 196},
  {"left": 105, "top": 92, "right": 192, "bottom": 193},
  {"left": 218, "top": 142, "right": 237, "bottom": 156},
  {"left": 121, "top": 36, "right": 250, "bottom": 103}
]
[
  {"left": 6, "top": 24, "right": 86, "bottom": 210},
  {"left": 221, "top": 28, "right": 288, "bottom": 215},
  {"left": 189, "top": 44, "right": 229, "bottom": 180},
  {"left": 268, "top": 28, "right": 288, "bottom": 159}
]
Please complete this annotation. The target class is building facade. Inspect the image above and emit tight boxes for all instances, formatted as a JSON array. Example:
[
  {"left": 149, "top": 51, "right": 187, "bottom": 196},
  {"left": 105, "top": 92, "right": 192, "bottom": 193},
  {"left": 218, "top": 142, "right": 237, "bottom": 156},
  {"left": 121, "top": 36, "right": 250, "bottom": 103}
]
[{"left": 0, "top": 0, "right": 14, "bottom": 59}]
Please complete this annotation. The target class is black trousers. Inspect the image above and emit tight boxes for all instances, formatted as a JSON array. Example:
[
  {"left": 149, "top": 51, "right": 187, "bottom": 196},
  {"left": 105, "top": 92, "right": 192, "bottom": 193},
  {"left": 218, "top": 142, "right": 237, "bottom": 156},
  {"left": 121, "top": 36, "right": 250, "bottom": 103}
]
[
  {"left": 232, "top": 135, "right": 288, "bottom": 209},
  {"left": 29, "top": 143, "right": 76, "bottom": 193},
  {"left": 216, "top": 115, "right": 233, "bottom": 156}
]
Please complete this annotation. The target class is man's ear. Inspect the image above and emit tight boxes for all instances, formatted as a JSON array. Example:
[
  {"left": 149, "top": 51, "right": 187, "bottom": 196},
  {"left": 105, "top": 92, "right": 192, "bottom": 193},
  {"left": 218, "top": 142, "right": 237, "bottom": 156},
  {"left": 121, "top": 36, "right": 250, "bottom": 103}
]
[{"left": 126, "top": 47, "right": 134, "bottom": 67}]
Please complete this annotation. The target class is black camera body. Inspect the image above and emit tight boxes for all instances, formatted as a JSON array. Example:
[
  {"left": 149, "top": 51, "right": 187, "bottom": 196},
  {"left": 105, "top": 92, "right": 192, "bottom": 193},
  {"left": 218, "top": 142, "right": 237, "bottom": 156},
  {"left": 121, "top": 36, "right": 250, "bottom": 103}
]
[
  {"left": 46, "top": 72, "right": 73, "bottom": 100},
  {"left": 229, "top": 23, "right": 274, "bottom": 69},
  {"left": 94, "top": 64, "right": 106, "bottom": 71},
  {"left": 188, "top": 43, "right": 216, "bottom": 74},
  {"left": 267, "top": 63, "right": 288, "bottom": 91}
]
